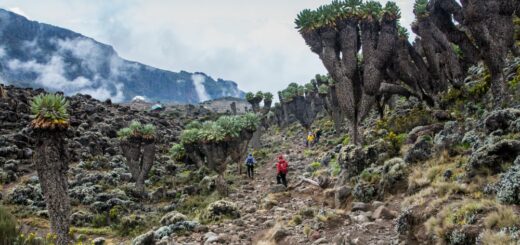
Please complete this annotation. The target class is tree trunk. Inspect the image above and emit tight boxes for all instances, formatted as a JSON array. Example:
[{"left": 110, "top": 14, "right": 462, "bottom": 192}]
[
  {"left": 120, "top": 139, "right": 141, "bottom": 182},
  {"left": 136, "top": 142, "right": 155, "bottom": 195},
  {"left": 33, "top": 130, "right": 71, "bottom": 245}
]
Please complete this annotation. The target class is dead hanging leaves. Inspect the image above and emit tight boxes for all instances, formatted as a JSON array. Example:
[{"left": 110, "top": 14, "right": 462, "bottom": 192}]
[{"left": 30, "top": 117, "right": 69, "bottom": 130}]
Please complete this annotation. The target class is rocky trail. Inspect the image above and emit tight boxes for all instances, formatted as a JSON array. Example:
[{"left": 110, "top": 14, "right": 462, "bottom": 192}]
[{"left": 171, "top": 131, "right": 402, "bottom": 245}]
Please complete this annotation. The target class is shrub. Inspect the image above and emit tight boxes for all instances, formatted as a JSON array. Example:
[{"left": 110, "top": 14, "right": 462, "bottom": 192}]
[
  {"left": 353, "top": 182, "right": 377, "bottom": 202},
  {"left": 484, "top": 207, "right": 520, "bottom": 230},
  {"left": 309, "top": 162, "right": 321, "bottom": 171},
  {"left": 30, "top": 93, "right": 70, "bottom": 129},
  {"left": 496, "top": 165, "right": 520, "bottom": 205},
  {"left": 185, "top": 120, "right": 202, "bottom": 130},
  {"left": 170, "top": 144, "right": 186, "bottom": 161},
  {"left": 330, "top": 159, "right": 341, "bottom": 177},
  {"left": 291, "top": 214, "right": 303, "bottom": 225},
  {"left": 117, "top": 121, "right": 156, "bottom": 140}
]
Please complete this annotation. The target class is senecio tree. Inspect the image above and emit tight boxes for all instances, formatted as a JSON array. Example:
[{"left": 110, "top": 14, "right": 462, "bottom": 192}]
[
  {"left": 417, "top": 0, "right": 518, "bottom": 101},
  {"left": 280, "top": 83, "right": 321, "bottom": 130},
  {"left": 316, "top": 74, "right": 345, "bottom": 133},
  {"left": 175, "top": 113, "right": 259, "bottom": 195},
  {"left": 245, "top": 91, "right": 264, "bottom": 113},
  {"left": 263, "top": 92, "right": 274, "bottom": 113},
  {"left": 117, "top": 121, "right": 156, "bottom": 195},
  {"left": 296, "top": 0, "right": 405, "bottom": 144},
  {"left": 30, "top": 93, "right": 71, "bottom": 245}
]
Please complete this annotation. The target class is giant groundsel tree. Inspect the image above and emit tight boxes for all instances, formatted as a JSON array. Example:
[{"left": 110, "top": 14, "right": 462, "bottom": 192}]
[
  {"left": 29, "top": 93, "right": 71, "bottom": 245},
  {"left": 118, "top": 121, "right": 157, "bottom": 196},
  {"left": 295, "top": 0, "right": 425, "bottom": 144},
  {"left": 177, "top": 113, "right": 260, "bottom": 195}
]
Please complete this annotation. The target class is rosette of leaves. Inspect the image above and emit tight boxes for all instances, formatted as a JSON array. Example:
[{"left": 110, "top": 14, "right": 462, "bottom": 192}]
[
  {"left": 382, "top": 1, "right": 401, "bottom": 20},
  {"left": 281, "top": 83, "right": 299, "bottom": 102},
  {"left": 263, "top": 92, "right": 274, "bottom": 103},
  {"left": 185, "top": 120, "right": 202, "bottom": 129},
  {"left": 30, "top": 93, "right": 70, "bottom": 130},
  {"left": 180, "top": 113, "right": 259, "bottom": 144},
  {"left": 180, "top": 128, "right": 202, "bottom": 145},
  {"left": 245, "top": 92, "right": 255, "bottom": 103},
  {"left": 254, "top": 91, "right": 264, "bottom": 101},
  {"left": 398, "top": 24, "right": 409, "bottom": 39},
  {"left": 117, "top": 121, "right": 156, "bottom": 141},
  {"left": 170, "top": 143, "right": 186, "bottom": 161},
  {"left": 305, "top": 83, "right": 316, "bottom": 94},
  {"left": 318, "top": 84, "right": 329, "bottom": 95},
  {"left": 297, "top": 85, "right": 305, "bottom": 96},
  {"left": 413, "top": 0, "right": 429, "bottom": 18},
  {"left": 359, "top": 1, "right": 383, "bottom": 20}
]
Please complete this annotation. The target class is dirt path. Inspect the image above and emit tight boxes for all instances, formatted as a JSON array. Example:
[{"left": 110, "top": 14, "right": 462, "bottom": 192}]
[{"left": 175, "top": 131, "right": 401, "bottom": 244}]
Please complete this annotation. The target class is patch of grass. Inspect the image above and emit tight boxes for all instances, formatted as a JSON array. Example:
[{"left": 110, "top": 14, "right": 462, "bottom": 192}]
[
  {"left": 484, "top": 207, "right": 520, "bottom": 230},
  {"left": 289, "top": 214, "right": 302, "bottom": 226},
  {"left": 71, "top": 227, "right": 115, "bottom": 236},
  {"left": 309, "top": 162, "right": 321, "bottom": 171},
  {"left": 298, "top": 208, "right": 316, "bottom": 219},
  {"left": 330, "top": 159, "right": 341, "bottom": 177},
  {"left": 425, "top": 199, "right": 496, "bottom": 240},
  {"left": 479, "top": 230, "right": 516, "bottom": 245},
  {"left": 177, "top": 192, "right": 221, "bottom": 219}
]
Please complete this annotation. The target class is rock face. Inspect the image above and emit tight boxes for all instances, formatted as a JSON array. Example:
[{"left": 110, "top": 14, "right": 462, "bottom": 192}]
[{"left": 0, "top": 9, "right": 244, "bottom": 103}]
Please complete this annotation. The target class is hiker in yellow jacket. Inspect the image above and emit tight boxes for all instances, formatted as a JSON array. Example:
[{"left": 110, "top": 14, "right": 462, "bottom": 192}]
[{"left": 306, "top": 132, "right": 315, "bottom": 147}]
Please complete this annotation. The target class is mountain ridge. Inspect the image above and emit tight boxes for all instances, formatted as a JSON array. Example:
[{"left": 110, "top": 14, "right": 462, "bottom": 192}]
[{"left": 0, "top": 8, "right": 244, "bottom": 104}]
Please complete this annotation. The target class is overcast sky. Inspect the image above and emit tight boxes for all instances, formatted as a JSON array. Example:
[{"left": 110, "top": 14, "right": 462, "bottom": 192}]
[{"left": 0, "top": 0, "right": 415, "bottom": 95}]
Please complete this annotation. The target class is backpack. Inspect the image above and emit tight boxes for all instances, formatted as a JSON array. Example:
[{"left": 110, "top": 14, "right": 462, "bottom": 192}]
[{"left": 246, "top": 157, "right": 255, "bottom": 165}]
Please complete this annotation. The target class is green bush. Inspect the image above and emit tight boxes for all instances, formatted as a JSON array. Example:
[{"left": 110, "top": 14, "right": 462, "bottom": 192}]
[
  {"left": 179, "top": 113, "right": 259, "bottom": 145},
  {"left": 118, "top": 121, "right": 156, "bottom": 140},
  {"left": 310, "top": 162, "right": 321, "bottom": 171},
  {"left": 263, "top": 92, "right": 274, "bottom": 102},
  {"left": 170, "top": 143, "right": 186, "bottom": 161},
  {"left": 330, "top": 159, "right": 341, "bottom": 176},
  {"left": 30, "top": 93, "right": 70, "bottom": 129}
]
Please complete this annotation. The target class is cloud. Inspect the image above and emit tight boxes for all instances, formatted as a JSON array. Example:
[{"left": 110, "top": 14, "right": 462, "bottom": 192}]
[
  {"left": 191, "top": 74, "right": 210, "bottom": 102},
  {"left": 6, "top": 37, "right": 128, "bottom": 102}
]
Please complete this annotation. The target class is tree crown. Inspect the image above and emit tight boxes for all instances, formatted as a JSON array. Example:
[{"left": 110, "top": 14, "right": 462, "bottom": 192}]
[{"left": 30, "top": 93, "right": 70, "bottom": 130}]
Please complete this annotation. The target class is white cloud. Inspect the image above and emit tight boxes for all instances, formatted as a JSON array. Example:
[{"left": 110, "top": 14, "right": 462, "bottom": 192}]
[
  {"left": 0, "top": 46, "right": 5, "bottom": 58},
  {"left": 6, "top": 36, "right": 129, "bottom": 102},
  {"left": 191, "top": 74, "right": 210, "bottom": 102}
]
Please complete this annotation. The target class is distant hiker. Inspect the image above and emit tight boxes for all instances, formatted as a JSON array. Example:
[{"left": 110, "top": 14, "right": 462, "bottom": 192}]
[
  {"left": 245, "top": 153, "right": 256, "bottom": 179},
  {"left": 306, "top": 132, "right": 315, "bottom": 147},
  {"left": 276, "top": 155, "right": 289, "bottom": 187},
  {"left": 315, "top": 128, "right": 322, "bottom": 144}
]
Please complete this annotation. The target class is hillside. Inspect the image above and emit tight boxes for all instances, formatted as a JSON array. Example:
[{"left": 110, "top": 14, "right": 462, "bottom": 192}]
[{"left": 0, "top": 9, "right": 244, "bottom": 104}]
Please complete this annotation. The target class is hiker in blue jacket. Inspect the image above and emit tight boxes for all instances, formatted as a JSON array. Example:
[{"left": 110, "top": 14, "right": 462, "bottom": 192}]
[{"left": 245, "top": 153, "right": 256, "bottom": 179}]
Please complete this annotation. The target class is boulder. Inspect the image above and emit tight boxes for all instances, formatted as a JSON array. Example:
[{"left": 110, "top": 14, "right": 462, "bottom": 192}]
[
  {"left": 270, "top": 184, "right": 287, "bottom": 193},
  {"left": 351, "top": 202, "right": 369, "bottom": 212},
  {"left": 132, "top": 231, "right": 155, "bottom": 245},
  {"left": 92, "top": 237, "right": 106, "bottom": 245},
  {"left": 371, "top": 206, "right": 397, "bottom": 220},
  {"left": 334, "top": 186, "right": 351, "bottom": 208}
]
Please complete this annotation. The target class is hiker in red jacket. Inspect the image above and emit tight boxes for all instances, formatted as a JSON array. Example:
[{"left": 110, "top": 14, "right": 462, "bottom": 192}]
[{"left": 276, "top": 155, "right": 289, "bottom": 187}]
